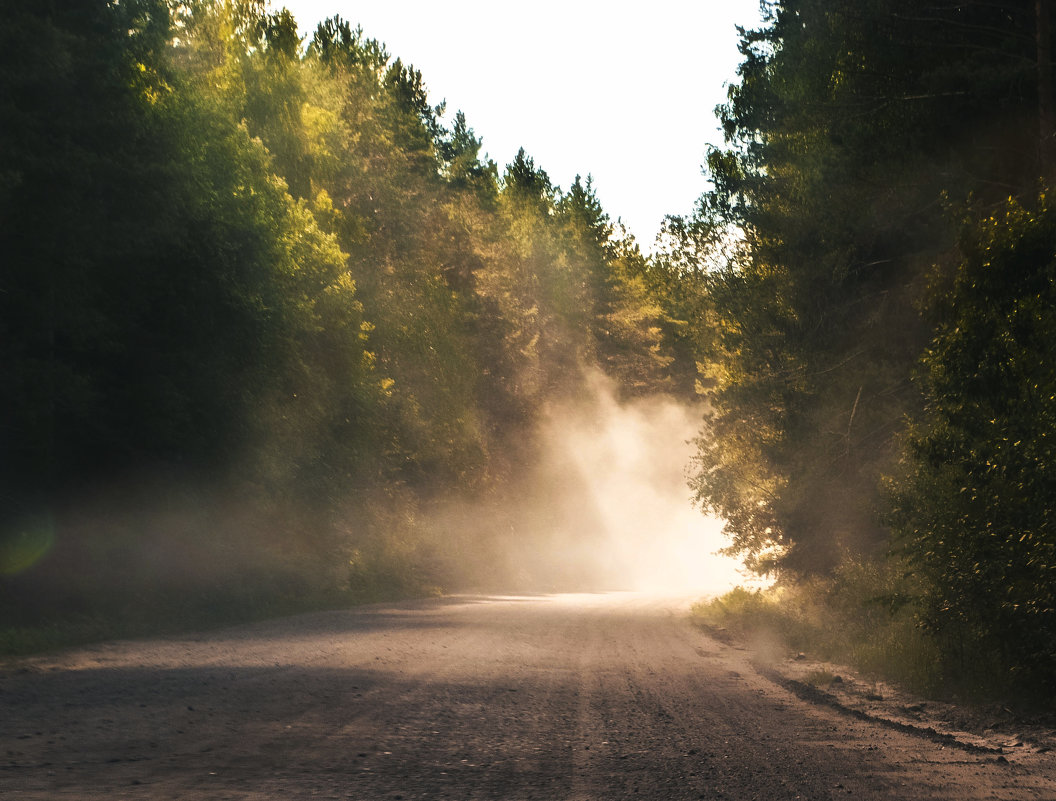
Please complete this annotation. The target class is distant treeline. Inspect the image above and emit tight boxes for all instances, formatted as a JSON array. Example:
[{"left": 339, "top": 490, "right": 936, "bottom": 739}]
[
  {"left": 0, "top": 1, "right": 681, "bottom": 631},
  {"left": 666, "top": 0, "right": 1056, "bottom": 698}
]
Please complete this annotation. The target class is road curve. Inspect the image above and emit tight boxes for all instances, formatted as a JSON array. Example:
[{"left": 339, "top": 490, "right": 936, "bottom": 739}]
[{"left": 2, "top": 593, "right": 1053, "bottom": 800}]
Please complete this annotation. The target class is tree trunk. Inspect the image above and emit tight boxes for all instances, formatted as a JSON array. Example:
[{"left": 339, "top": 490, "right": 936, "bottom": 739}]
[{"left": 1038, "top": 0, "right": 1055, "bottom": 179}]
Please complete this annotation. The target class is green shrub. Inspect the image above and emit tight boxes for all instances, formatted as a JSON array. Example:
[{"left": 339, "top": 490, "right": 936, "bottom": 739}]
[{"left": 691, "top": 557, "right": 944, "bottom": 696}]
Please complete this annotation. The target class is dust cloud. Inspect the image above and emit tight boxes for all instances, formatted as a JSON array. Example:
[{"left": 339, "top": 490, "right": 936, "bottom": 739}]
[
  {"left": 457, "top": 372, "right": 756, "bottom": 596},
  {"left": 539, "top": 373, "right": 752, "bottom": 594}
]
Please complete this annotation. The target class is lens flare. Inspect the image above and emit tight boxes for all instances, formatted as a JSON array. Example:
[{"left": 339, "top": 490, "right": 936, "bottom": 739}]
[{"left": 0, "top": 512, "right": 56, "bottom": 576}]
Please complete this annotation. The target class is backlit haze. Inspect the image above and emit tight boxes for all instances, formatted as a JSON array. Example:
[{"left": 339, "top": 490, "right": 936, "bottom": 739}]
[
  {"left": 420, "top": 372, "right": 764, "bottom": 597},
  {"left": 277, "top": 0, "right": 764, "bottom": 247},
  {"left": 275, "top": 0, "right": 767, "bottom": 595},
  {"left": 533, "top": 374, "right": 761, "bottom": 594}
]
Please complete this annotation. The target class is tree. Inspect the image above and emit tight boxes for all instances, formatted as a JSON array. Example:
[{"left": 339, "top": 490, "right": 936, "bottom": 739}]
[
  {"left": 0, "top": 0, "right": 684, "bottom": 625},
  {"left": 887, "top": 194, "right": 1056, "bottom": 691},
  {"left": 683, "top": 0, "right": 1045, "bottom": 574},
  {"left": 558, "top": 176, "right": 671, "bottom": 394}
]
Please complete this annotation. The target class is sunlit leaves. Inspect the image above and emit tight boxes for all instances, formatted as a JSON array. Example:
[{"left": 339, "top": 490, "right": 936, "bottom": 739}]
[
  {"left": 1, "top": 0, "right": 682, "bottom": 622},
  {"left": 679, "top": 0, "right": 1045, "bottom": 579},
  {"left": 888, "top": 193, "right": 1056, "bottom": 688}
]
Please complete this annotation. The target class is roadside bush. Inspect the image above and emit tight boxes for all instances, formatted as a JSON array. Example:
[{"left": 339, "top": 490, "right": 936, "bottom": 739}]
[
  {"left": 886, "top": 194, "right": 1056, "bottom": 701},
  {"left": 692, "top": 558, "right": 943, "bottom": 695}
]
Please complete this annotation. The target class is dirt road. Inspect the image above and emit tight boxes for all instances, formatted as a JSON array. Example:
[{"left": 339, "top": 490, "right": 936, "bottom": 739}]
[{"left": 2, "top": 593, "right": 1054, "bottom": 800}]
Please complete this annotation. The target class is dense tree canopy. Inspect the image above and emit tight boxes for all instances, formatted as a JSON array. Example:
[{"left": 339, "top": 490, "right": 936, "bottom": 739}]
[
  {"left": 0, "top": 0, "right": 674, "bottom": 620},
  {"left": 669, "top": 0, "right": 1056, "bottom": 692}
]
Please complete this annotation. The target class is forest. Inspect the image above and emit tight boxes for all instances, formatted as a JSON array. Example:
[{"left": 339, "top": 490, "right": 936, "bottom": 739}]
[
  {"left": 3, "top": 0, "right": 1056, "bottom": 703},
  {"left": 0, "top": 0, "right": 682, "bottom": 638},
  {"left": 678, "top": 0, "right": 1056, "bottom": 700}
]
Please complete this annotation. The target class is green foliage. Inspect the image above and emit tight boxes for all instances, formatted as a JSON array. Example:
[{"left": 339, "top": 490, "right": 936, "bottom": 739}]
[
  {"left": 887, "top": 194, "right": 1056, "bottom": 694},
  {"left": 692, "top": 560, "right": 943, "bottom": 696},
  {"left": 0, "top": 0, "right": 679, "bottom": 647},
  {"left": 667, "top": 0, "right": 1056, "bottom": 702},
  {"left": 679, "top": 0, "right": 1045, "bottom": 575}
]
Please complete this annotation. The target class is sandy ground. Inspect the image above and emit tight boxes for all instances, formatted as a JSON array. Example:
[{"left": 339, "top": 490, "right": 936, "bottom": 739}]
[{"left": 2, "top": 592, "right": 1055, "bottom": 800}]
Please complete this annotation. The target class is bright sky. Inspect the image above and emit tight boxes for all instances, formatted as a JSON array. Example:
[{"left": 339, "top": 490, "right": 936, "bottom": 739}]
[{"left": 276, "top": 0, "right": 763, "bottom": 248}]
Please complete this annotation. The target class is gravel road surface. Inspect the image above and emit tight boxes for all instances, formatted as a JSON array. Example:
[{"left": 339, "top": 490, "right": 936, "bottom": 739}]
[{"left": 2, "top": 593, "right": 1054, "bottom": 799}]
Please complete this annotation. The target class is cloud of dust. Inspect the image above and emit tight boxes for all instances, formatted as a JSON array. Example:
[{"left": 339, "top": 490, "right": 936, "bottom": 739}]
[
  {"left": 488, "top": 371, "right": 757, "bottom": 595},
  {"left": 7, "top": 370, "right": 759, "bottom": 614}
]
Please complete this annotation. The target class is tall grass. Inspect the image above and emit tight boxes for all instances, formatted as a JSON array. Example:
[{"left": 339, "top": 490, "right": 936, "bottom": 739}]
[{"left": 691, "top": 558, "right": 946, "bottom": 696}]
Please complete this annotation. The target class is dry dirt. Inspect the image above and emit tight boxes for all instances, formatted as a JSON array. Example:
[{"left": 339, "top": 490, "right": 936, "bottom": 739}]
[{"left": 2, "top": 592, "right": 1055, "bottom": 800}]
